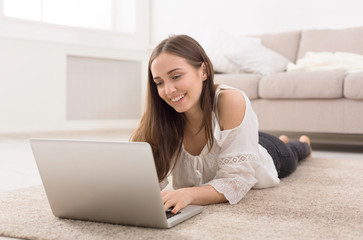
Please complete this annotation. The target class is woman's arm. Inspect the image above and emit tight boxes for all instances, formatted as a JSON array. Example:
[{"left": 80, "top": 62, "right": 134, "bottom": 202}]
[
  {"left": 217, "top": 89, "right": 246, "bottom": 131},
  {"left": 161, "top": 185, "right": 227, "bottom": 214}
]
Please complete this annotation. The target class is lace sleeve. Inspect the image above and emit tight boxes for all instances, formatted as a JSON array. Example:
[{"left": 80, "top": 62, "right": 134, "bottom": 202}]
[{"left": 207, "top": 153, "right": 258, "bottom": 204}]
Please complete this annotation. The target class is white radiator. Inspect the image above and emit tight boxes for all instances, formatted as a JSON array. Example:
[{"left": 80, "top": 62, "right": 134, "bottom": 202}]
[{"left": 66, "top": 56, "right": 141, "bottom": 120}]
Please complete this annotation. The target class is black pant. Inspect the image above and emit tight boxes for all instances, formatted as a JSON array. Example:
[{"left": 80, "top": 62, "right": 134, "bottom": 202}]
[{"left": 258, "top": 132, "right": 311, "bottom": 178}]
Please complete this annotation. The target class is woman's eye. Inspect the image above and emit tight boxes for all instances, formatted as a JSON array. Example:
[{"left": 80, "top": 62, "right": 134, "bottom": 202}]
[
  {"left": 155, "top": 82, "right": 163, "bottom": 86},
  {"left": 172, "top": 75, "right": 181, "bottom": 80}
]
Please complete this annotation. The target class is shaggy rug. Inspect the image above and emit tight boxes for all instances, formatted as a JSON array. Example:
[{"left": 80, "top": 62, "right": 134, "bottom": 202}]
[{"left": 0, "top": 157, "right": 362, "bottom": 240}]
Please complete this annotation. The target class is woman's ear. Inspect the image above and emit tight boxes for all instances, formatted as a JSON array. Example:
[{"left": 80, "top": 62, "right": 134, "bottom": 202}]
[{"left": 201, "top": 62, "right": 208, "bottom": 81}]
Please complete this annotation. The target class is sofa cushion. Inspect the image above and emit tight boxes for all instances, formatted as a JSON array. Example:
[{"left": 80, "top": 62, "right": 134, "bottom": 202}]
[
  {"left": 203, "top": 31, "right": 262, "bottom": 73},
  {"left": 287, "top": 52, "right": 363, "bottom": 73},
  {"left": 259, "top": 71, "right": 346, "bottom": 99},
  {"left": 298, "top": 26, "right": 363, "bottom": 59},
  {"left": 214, "top": 73, "right": 261, "bottom": 100},
  {"left": 257, "top": 31, "right": 301, "bottom": 63},
  {"left": 225, "top": 45, "right": 290, "bottom": 75},
  {"left": 344, "top": 72, "right": 363, "bottom": 100}
]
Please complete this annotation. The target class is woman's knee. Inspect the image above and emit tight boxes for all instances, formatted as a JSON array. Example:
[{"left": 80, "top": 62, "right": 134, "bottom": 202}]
[{"left": 278, "top": 158, "right": 298, "bottom": 178}]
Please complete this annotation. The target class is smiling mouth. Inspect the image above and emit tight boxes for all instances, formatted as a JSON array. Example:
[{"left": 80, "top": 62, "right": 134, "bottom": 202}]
[{"left": 171, "top": 94, "right": 185, "bottom": 103}]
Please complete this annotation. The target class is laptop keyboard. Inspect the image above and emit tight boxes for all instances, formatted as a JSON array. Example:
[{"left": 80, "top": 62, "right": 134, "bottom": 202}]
[{"left": 166, "top": 208, "right": 181, "bottom": 219}]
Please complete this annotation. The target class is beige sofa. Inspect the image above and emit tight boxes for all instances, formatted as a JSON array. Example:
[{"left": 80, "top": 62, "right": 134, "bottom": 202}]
[{"left": 214, "top": 26, "right": 363, "bottom": 141}]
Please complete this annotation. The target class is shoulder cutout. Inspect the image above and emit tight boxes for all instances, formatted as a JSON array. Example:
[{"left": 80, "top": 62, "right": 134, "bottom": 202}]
[{"left": 217, "top": 89, "right": 246, "bottom": 131}]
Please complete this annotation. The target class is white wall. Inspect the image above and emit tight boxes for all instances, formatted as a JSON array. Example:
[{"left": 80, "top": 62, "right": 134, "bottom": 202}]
[
  {"left": 151, "top": 0, "right": 363, "bottom": 46},
  {"left": 0, "top": 0, "right": 150, "bottom": 50},
  {"left": 0, "top": 37, "right": 148, "bottom": 133},
  {"left": 0, "top": 0, "right": 151, "bottom": 134}
]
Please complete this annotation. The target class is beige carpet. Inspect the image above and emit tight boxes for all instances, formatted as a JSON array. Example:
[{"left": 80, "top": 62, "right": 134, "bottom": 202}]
[{"left": 1, "top": 157, "right": 362, "bottom": 240}]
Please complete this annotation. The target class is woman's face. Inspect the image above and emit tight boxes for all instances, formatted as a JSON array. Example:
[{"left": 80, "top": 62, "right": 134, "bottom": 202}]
[{"left": 151, "top": 52, "right": 207, "bottom": 114}]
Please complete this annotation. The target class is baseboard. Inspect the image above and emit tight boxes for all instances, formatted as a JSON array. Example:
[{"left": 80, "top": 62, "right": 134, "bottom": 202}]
[{"left": 0, "top": 119, "right": 139, "bottom": 135}]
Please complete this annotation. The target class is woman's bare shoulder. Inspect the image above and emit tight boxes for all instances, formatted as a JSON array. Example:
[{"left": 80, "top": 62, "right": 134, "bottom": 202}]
[{"left": 217, "top": 89, "right": 246, "bottom": 130}]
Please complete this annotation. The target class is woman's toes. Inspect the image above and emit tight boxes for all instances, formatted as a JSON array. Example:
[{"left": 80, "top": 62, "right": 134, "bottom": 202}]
[
  {"left": 279, "top": 135, "right": 289, "bottom": 143},
  {"left": 299, "top": 135, "right": 312, "bottom": 157},
  {"left": 299, "top": 135, "right": 311, "bottom": 146}
]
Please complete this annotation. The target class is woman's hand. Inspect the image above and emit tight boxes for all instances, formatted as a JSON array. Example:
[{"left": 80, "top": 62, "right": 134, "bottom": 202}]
[
  {"left": 161, "top": 188, "right": 193, "bottom": 214},
  {"left": 161, "top": 185, "right": 227, "bottom": 214}
]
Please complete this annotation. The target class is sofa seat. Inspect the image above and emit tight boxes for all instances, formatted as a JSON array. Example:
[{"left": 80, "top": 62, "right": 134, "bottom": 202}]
[
  {"left": 214, "top": 73, "right": 261, "bottom": 100},
  {"left": 259, "top": 71, "right": 346, "bottom": 99},
  {"left": 344, "top": 72, "right": 363, "bottom": 100},
  {"left": 215, "top": 71, "right": 351, "bottom": 100},
  {"left": 254, "top": 99, "right": 363, "bottom": 134}
]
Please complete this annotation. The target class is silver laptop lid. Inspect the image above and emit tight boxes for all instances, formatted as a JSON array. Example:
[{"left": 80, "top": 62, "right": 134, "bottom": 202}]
[{"left": 30, "top": 139, "right": 169, "bottom": 228}]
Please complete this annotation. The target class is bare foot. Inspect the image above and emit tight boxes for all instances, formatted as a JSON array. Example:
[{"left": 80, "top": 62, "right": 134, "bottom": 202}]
[
  {"left": 279, "top": 135, "right": 289, "bottom": 143},
  {"left": 299, "top": 135, "right": 312, "bottom": 157}
]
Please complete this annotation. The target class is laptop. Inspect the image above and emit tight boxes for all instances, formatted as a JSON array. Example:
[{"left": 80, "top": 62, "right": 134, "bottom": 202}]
[{"left": 30, "top": 138, "right": 203, "bottom": 228}]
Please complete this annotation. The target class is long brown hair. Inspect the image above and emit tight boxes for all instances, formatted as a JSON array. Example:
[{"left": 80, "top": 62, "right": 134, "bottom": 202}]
[{"left": 131, "top": 35, "right": 215, "bottom": 181}]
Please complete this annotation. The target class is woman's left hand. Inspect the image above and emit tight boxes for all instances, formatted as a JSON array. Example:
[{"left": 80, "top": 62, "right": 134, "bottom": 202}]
[{"left": 161, "top": 188, "right": 193, "bottom": 214}]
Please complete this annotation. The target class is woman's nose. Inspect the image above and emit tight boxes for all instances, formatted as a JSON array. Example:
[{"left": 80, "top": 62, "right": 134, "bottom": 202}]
[{"left": 164, "top": 82, "right": 176, "bottom": 95}]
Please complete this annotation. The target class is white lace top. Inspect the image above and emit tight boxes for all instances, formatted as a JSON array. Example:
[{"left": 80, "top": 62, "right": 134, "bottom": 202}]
[{"left": 161, "top": 84, "right": 280, "bottom": 204}]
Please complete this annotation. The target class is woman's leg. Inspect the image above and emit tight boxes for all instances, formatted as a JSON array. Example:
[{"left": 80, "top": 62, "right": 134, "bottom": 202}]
[
  {"left": 258, "top": 132, "right": 311, "bottom": 178},
  {"left": 286, "top": 135, "right": 312, "bottom": 160}
]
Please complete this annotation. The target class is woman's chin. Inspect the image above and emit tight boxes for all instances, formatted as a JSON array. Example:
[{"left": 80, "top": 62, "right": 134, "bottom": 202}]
[
  {"left": 169, "top": 102, "right": 187, "bottom": 113},
  {"left": 173, "top": 107, "right": 186, "bottom": 113}
]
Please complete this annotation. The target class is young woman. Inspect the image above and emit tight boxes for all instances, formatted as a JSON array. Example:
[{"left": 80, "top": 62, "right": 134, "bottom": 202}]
[{"left": 131, "top": 35, "right": 311, "bottom": 214}]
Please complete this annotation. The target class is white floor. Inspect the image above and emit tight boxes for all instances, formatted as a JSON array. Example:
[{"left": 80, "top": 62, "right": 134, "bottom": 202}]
[
  {"left": 0, "top": 130, "right": 132, "bottom": 193},
  {"left": 1, "top": 131, "right": 363, "bottom": 240},
  {"left": 1, "top": 131, "right": 363, "bottom": 193}
]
